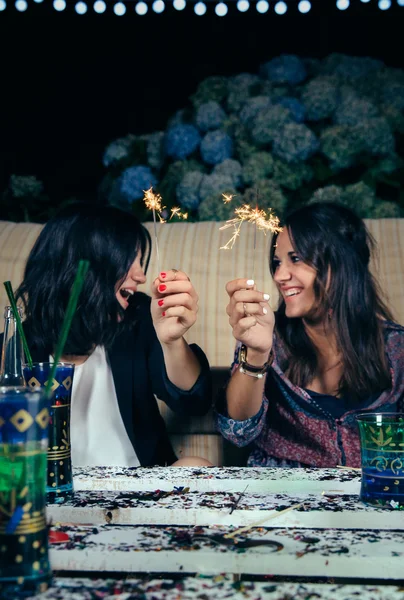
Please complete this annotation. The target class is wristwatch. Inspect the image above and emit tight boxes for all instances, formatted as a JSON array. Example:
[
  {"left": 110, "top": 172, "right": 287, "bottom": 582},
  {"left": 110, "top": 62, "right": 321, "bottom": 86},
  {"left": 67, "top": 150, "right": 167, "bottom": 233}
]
[{"left": 238, "top": 344, "right": 271, "bottom": 379}]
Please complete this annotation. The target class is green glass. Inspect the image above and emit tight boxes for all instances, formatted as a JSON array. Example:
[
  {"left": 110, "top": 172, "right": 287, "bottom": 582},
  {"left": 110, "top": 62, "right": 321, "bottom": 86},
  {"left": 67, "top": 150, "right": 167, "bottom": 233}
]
[
  {"left": 357, "top": 412, "right": 404, "bottom": 509},
  {"left": 0, "top": 386, "right": 52, "bottom": 598}
]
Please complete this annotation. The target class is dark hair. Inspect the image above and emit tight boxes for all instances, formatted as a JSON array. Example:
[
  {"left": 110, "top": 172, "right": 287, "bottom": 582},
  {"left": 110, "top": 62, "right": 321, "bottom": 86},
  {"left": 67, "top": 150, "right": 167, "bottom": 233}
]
[
  {"left": 17, "top": 203, "right": 151, "bottom": 355},
  {"left": 269, "top": 202, "right": 394, "bottom": 401}
]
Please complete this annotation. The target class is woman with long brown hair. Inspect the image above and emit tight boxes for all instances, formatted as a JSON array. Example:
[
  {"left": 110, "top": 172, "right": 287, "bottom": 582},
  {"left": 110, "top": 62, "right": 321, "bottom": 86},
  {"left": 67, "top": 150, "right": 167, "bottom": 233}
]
[{"left": 217, "top": 202, "right": 404, "bottom": 467}]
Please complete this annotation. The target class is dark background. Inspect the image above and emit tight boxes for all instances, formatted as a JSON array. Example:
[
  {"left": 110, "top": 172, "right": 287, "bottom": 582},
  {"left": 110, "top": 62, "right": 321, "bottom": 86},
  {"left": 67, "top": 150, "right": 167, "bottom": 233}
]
[{"left": 0, "top": 0, "right": 403, "bottom": 209}]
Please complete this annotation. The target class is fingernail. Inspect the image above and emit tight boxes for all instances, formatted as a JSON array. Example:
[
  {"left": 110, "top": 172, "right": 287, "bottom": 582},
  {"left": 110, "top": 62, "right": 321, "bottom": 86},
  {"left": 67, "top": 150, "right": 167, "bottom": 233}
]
[
  {"left": 158, "top": 299, "right": 164, "bottom": 307},
  {"left": 159, "top": 284, "right": 167, "bottom": 292},
  {"left": 263, "top": 307, "right": 268, "bottom": 315},
  {"left": 160, "top": 272, "right": 166, "bottom": 279},
  {"left": 263, "top": 293, "right": 270, "bottom": 301},
  {"left": 246, "top": 279, "right": 254, "bottom": 286},
  {"left": 162, "top": 311, "right": 166, "bottom": 317}
]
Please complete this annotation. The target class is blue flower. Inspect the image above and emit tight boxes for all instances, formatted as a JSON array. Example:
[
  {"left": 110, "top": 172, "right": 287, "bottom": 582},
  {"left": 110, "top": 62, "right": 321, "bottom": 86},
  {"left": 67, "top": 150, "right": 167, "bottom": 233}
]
[
  {"left": 227, "top": 73, "right": 261, "bottom": 113},
  {"left": 120, "top": 166, "right": 157, "bottom": 203},
  {"left": 274, "top": 97, "right": 306, "bottom": 123},
  {"left": 334, "top": 98, "right": 379, "bottom": 126},
  {"left": 176, "top": 171, "right": 204, "bottom": 209},
  {"left": 302, "top": 76, "right": 340, "bottom": 121},
  {"left": 196, "top": 101, "right": 226, "bottom": 132},
  {"left": 273, "top": 123, "right": 319, "bottom": 163},
  {"left": 200, "top": 130, "right": 233, "bottom": 165},
  {"left": 251, "top": 105, "right": 293, "bottom": 147},
  {"left": 199, "top": 173, "right": 236, "bottom": 202},
  {"left": 324, "top": 54, "right": 384, "bottom": 81},
  {"left": 213, "top": 159, "right": 243, "bottom": 188},
  {"left": 260, "top": 55, "right": 307, "bottom": 85},
  {"left": 164, "top": 125, "right": 201, "bottom": 160},
  {"left": 103, "top": 135, "right": 136, "bottom": 167},
  {"left": 239, "top": 96, "right": 272, "bottom": 126}
]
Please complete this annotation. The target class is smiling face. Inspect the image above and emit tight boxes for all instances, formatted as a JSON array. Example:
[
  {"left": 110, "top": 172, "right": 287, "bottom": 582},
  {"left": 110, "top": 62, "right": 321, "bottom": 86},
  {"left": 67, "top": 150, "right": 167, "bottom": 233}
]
[
  {"left": 272, "top": 228, "right": 318, "bottom": 320},
  {"left": 115, "top": 253, "right": 147, "bottom": 310}
]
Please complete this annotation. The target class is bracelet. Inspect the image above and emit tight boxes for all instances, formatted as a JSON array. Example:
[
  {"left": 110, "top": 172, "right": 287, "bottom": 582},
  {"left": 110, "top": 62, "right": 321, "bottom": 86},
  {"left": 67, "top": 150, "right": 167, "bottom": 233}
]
[{"left": 238, "top": 344, "right": 271, "bottom": 379}]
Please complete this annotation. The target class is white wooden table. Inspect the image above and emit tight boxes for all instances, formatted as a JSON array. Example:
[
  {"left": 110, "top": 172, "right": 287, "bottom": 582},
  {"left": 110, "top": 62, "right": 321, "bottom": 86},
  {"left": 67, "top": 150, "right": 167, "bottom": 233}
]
[{"left": 36, "top": 466, "right": 404, "bottom": 599}]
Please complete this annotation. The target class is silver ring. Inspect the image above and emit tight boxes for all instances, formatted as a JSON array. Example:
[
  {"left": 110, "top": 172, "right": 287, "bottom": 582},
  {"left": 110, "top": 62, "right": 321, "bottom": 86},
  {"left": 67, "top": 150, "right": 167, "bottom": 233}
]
[
  {"left": 172, "top": 268, "right": 178, "bottom": 280},
  {"left": 243, "top": 303, "right": 247, "bottom": 317}
]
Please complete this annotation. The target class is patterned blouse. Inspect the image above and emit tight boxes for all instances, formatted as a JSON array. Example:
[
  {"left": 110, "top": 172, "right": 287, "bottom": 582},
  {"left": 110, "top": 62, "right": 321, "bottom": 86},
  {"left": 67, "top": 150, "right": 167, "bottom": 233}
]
[{"left": 216, "top": 321, "right": 404, "bottom": 468}]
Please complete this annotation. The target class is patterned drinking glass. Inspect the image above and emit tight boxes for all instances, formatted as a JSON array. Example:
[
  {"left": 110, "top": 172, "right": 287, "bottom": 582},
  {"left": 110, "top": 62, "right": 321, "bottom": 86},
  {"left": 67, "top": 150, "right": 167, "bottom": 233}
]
[
  {"left": 23, "top": 362, "right": 75, "bottom": 505},
  {"left": 0, "top": 386, "right": 52, "bottom": 598},
  {"left": 357, "top": 412, "right": 404, "bottom": 509}
]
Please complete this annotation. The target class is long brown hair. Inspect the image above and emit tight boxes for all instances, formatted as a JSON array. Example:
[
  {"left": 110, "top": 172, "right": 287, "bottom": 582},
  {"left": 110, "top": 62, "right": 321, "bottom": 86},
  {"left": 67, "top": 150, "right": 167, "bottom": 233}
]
[{"left": 269, "top": 202, "right": 394, "bottom": 401}]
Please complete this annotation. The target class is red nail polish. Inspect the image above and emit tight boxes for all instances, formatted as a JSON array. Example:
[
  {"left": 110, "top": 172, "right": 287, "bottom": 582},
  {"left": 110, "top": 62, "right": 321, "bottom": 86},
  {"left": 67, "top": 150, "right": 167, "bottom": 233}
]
[
  {"left": 158, "top": 299, "right": 164, "bottom": 307},
  {"left": 159, "top": 284, "right": 167, "bottom": 292},
  {"left": 160, "top": 272, "right": 166, "bottom": 279},
  {"left": 162, "top": 311, "right": 166, "bottom": 317}
]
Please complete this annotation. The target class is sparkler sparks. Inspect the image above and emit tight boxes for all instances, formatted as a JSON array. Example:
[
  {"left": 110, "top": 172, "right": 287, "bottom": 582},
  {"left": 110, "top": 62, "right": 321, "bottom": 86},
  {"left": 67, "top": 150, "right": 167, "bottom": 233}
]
[
  {"left": 219, "top": 203, "right": 282, "bottom": 251},
  {"left": 169, "top": 207, "right": 188, "bottom": 221}
]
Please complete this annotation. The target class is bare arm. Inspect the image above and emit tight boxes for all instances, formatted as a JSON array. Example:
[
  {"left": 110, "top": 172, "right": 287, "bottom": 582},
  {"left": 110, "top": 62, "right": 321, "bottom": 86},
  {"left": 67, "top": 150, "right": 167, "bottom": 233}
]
[{"left": 224, "top": 278, "right": 274, "bottom": 420}]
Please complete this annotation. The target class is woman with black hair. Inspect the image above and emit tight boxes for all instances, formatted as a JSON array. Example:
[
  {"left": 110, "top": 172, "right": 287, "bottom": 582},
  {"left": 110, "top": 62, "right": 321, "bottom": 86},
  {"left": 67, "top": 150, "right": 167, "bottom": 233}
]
[
  {"left": 217, "top": 202, "right": 404, "bottom": 467},
  {"left": 11, "top": 203, "right": 212, "bottom": 467}
]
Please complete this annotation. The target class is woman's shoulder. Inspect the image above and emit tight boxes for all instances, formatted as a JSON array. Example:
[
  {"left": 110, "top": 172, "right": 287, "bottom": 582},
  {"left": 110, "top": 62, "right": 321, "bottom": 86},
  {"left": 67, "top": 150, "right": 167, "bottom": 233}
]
[
  {"left": 382, "top": 319, "right": 404, "bottom": 337},
  {"left": 382, "top": 319, "right": 404, "bottom": 362}
]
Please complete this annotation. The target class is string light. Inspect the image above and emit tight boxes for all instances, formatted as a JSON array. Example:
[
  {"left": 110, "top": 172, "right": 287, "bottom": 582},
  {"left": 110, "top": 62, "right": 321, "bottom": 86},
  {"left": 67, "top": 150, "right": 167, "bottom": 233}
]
[
  {"left": 93, "top": 0, "right": 106, "bottom": 12},
  {"left": 274, "top": 1, "right": 287, "bottom": 14},
  {"left": 15, "top": 0, "right": 27, "bottom": 10},
  {"left": 237, "top": 0, "right": 249, "bottom": 11},
  {"left": 336, "top": 0, "right": 349, "bottom": 8},
  {"left": 298, "top": 0, "right": 311, "bottom": 12},
  {"left": 173, "top": 0, "right": 186, "bottom": 9},
  {"left": 215, "top": 1, "right": 227, "bottom": 15},
  {"left": 194, "top": 1, "right": 206, "bottom": 14},
  {"left": 53, "top": 0, "right": 66, "bottom": 10},
  {"left": 152, "top": 0, "right": 165, "bottom": 12},
  {"left": 378, "top": 0, "right": 391, "bottom": 8},
  {"left": 0, "top": 0, "right": 6, "bottom": 8},
  {"left": 135, "top": 0, "right": 148, "bottom": 12},
  {"left": 113, "top": 1, "right": 125, "bottom": 14},
  {"left": 256, "top": 0, "right": 269, "bottom": 13},
  {"left": 75, "top": 1, "right": 87, "bottom": 13}
]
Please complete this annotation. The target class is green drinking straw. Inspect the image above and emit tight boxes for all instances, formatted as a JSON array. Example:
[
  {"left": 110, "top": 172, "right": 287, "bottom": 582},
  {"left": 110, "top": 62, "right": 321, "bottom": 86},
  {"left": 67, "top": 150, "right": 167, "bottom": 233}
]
[
  {"left": 3, "top": 280, "right": 33, "bottom": 368},
  {"left": 45, "top": 259, "right": 90, "bottom": 399}
]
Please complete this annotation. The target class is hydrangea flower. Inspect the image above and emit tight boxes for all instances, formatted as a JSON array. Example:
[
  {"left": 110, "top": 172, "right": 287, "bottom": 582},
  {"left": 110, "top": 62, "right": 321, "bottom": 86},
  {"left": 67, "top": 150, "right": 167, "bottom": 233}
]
[
  {"left": 9, "top": 175, "right": 44, "bottom": 198},
  {"left": 164, "top": 124, "right": 201, "bottom": 160},
  {"left": 243, "top": 179, "right": 288, "bottom": 217},
  {"left": 103, "top": 134, "right": 136, "bottom": 167},
  {"left": 302, "top": 76, "right": 340, "bottom": 121},
  {"left": 119, "top": 166, "right": 157, "bottom": 203},
  {"left": 323, "top": 54, "right": 383, "bottom": 81},
  {"left": 198, "top": 192, "right": 237, "bottom": 221},
  {"left": 380, "top": 104, "right": 404, "bottom": 134},
  {"left": 213, "top": 159, "right": 243, "bottom": 188},
  {"left": 239, "top": 96, "right": 272, "bottom": 126},
  {"left": 260, "top": 55, "right": 307, "bottom": 85},
  {"left": 242, "top": 152, "right": 274, "bottom": 186},
  {"left": 251, "top": 105, "right": 292, "bottom": 147},
  {"left": 309, "top": 182, "right": 376, "bottom": 218},
  {"left": 370, "top": 201, "right": 402, "bottom": 218},
  {"left": 382, "top": 81, "right": 404, "bottom": 111},
  {"left": 200, "top": 130, "right": 233, "bottom": 165},
  {"left": 320, "top": 125, "right": 360, "bottom": 170},
  {"left": 227, "top": 73, "right": 261, "bottom": 113},
  {"left": 147, "top": 132, "right": 165, "bottom": 170},
  {"left": 334, "top": 98, "right": 379, "bottom": 126},
  {"left": 274, "top": 97, "right": 306, "bottom": 123},
  {"left": 273, "top": 160, "right": 313, "bottom": 191},
  {"left": 309, "top": 185, "right": 343, "bottom": 205},
  {"left": 176, "top": 171, "right": 204, "bottom": 209},
  {"left": 196, "top": 101, "right": 226, "bottom": 132},
  {"left": 191, "top": 76, "right": 229, "bottom": 108},
  {"left": 351, "top": 117, "right": 395, "bottom": 157},
  {"left": 273, "top": 123, "right": 319, "bottom": 164},
  {"left": 199, "top": 172, "right": 236, "bottom": 202}
]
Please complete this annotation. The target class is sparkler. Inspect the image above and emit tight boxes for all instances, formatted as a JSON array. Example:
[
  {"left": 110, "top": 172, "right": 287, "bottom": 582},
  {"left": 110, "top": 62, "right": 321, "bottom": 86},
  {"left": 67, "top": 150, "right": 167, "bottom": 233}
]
[
  {"left": 143, "top": 188, "right": 188, "bottom": 275},
  {"left": 219, "top": 194, "right": 282, "bottom": 279},
  {"left": 143, "top": 186, "right": 165, "bottom": 274}
]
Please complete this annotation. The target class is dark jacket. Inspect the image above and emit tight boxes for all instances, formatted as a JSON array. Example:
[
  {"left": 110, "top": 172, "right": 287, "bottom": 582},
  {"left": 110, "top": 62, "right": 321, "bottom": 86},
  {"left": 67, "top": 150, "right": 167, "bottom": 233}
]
[{"left": 0, "top": 293, "right": 212, "bottom": 466}]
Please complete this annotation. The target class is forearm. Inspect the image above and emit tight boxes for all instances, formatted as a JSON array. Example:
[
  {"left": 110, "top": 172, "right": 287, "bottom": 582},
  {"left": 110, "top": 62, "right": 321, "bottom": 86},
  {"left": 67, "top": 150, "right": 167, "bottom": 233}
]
[
  {"left": 160, "top": 337, "right": 202, "bottom": 390},
  {"left": 226, "top": 348, "right": 270, "bottom": 420}
]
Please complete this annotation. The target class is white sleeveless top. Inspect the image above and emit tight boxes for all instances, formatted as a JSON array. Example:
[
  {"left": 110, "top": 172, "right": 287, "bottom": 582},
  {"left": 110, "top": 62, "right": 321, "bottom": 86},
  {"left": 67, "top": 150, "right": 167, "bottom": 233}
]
[{"left": 69, "top": 346, "right": 140, "bottom": 467}]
